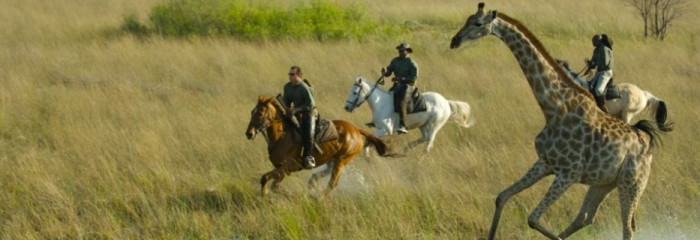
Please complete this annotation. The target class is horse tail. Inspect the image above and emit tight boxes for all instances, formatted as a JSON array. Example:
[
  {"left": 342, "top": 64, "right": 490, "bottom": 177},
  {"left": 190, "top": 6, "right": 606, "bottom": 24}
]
[
  {"left": 447, "top": 100, "right": 476, "bottom": 128},
  {"left": 645, "top": 92, "right": 674, "bottom": 132},
  {"left": 358, "top": 129, "right": 403, "bottom": 158},
  {"left": 632, "top": 120, "right": 660, "bottom": 150}
]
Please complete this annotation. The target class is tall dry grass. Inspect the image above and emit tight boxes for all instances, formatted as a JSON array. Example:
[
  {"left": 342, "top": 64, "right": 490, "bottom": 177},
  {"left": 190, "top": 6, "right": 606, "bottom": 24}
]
[{"left": 1, "top": 0, "right": 698, "bottom": 239}]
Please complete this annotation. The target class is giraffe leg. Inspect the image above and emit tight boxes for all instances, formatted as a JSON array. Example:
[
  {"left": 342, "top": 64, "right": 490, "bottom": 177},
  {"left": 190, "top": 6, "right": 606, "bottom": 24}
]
[
  {"left": 617, "top": 157, "right": 652, "bottom": 240},
  {"left": 489, "top": 160, "right": 551, "bottom": 240},
  {"left": 527, "top": 175, "right": 576, "bottom": 240},
  {"left": 558, "top": 184, "right": 615, "bottom": 239}
]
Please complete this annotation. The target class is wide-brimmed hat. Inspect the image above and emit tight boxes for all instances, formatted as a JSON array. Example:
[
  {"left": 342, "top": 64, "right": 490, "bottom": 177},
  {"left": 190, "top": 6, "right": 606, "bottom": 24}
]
[{"left": 395, "top": 43, "right": 413, "bottom": 53}]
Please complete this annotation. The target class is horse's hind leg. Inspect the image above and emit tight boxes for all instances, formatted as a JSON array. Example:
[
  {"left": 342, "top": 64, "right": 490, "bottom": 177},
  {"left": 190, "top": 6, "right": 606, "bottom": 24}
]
[
  {"left": 320, "top": 154, "right": 357, "bottom": 198},
  {"left": 405, "top": 137, "right": 427, "bottom": 152},
  {"left": 423, "top": 116, "right": 448, "bottom": 153},
  {"left": 405, "top": 124, "right": 429, "bottom": 152},
  {"left": 405, "top": 125, "right": 433, "bottom": 153},
  {"left": 308, "top": 161, "right": 334, "bottom": 189}
]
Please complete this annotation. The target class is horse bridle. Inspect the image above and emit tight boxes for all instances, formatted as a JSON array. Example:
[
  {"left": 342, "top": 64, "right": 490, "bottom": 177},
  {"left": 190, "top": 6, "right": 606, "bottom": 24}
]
[
  {"left": 250, "top": 102, "right": 283, "bottom": 144},
  {"left": 346, "top": 77, "right": 382, "bottom": 111}
]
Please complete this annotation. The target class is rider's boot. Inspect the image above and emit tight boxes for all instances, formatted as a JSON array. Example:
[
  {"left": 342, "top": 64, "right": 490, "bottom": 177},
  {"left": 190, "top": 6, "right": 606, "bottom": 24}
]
[
  {"left": 595, "top": 95, "right": 609, "bottom": 113},
  {"left": 301, "top": 113, "right": 317, "bottom": 169}
]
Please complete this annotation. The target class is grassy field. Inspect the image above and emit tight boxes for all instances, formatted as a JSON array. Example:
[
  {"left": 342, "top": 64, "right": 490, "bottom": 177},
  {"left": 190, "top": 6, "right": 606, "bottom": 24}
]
[{"left": 1, "top": 0, "right": 699, "bottom": 239}]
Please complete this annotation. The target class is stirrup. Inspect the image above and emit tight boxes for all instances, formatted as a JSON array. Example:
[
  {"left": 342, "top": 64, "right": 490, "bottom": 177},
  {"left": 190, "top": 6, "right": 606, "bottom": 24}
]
[{"left": 303, "top": 156, "right": 316, "bottom": 169}]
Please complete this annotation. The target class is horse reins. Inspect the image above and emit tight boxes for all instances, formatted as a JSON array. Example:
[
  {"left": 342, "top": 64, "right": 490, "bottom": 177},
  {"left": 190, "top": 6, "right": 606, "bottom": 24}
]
[
  {"left": 346, "top": 76, "right": 384, "bottom": 111},
  {"left": 252, "top": 103, "right": 285, "bottom": 147}
]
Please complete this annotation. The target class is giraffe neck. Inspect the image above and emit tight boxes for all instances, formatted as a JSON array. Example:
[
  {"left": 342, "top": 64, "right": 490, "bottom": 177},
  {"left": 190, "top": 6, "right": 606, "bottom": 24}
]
[{"left": 492, "top": 16, "right": 594, "bottom": 121}]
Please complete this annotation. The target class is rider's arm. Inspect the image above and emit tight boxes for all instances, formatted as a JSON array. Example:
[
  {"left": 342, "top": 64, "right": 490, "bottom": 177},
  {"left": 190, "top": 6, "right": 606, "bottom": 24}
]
[
  {"left": 407, "top": 58, "right": 418, "bottom": 82},
  {"left": 295, "top": 84, "right": 315, "bottom": 113},
  {"left": 384, "top": 58, "right": 397, "bottom": 77}
]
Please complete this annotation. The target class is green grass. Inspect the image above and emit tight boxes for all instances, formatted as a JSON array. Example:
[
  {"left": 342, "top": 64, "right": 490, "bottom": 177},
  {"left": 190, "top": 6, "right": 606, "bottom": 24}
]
[
  {"left": 123, "top": 0, "right": 405, "bottom": 41},
  {"left": 1, "top": 0, "right": 699, "bottom": 239}
]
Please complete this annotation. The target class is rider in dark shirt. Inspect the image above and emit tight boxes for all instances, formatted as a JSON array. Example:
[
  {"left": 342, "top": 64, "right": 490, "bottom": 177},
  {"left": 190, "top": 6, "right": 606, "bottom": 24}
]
[
  {"left": 382, "top": 43, "right": 419, "bottom": 134},
  {"left": 584, "top": 34, "right": 614, "bottom": 113},
  {"left": 283, "top": 66, "right": 317, "bottom": 169}
]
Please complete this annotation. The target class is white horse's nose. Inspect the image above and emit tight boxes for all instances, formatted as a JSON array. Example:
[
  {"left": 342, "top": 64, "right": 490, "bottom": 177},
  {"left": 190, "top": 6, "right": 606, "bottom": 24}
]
[{"left": 344, "top": 105, "right": 352, "bottom": 112}]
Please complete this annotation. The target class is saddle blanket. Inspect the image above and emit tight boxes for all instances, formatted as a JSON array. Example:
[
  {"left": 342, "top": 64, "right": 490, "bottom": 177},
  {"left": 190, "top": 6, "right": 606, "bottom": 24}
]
[{"left": 409, "top": 90, "right": 428, "bottom": 113}]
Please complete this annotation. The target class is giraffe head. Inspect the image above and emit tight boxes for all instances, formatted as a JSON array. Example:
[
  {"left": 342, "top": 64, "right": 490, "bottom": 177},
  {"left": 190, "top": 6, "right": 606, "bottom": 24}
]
[{"left": 450, "top": 2, "right": 498, "bottom": 49}]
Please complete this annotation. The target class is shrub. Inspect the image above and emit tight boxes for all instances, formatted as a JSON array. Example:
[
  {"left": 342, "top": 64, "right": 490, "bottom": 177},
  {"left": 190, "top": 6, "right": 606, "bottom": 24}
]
[
  {"left": 123, "top": 0, "right": 405, "bottom": 41},
  {"left": 121, "top": 14, "right": 150, "bottom": 37}
]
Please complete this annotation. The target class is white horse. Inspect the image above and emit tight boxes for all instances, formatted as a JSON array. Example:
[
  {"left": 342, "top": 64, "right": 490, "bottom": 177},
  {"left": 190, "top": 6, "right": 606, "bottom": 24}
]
[
  {"left": 343, "top": 76, "right": 476, "bottom": 153},
  {"left": 557, "top": 60, "right": 673, "bottom": 131}
]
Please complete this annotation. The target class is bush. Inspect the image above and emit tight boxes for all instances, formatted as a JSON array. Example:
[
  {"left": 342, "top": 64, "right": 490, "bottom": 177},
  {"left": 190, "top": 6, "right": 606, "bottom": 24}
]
[
  {"left": 121, "top": 14, "right": 150, "bottom": 37},
  {"left": 124, "top": 0, "right": 405, "bottom": 41}
]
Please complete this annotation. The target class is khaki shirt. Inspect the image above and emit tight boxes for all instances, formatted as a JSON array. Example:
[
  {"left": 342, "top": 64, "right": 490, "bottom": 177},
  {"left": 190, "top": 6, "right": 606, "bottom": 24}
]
[{"left": 384, "top": 56, "right": 419, "bottom": 83}]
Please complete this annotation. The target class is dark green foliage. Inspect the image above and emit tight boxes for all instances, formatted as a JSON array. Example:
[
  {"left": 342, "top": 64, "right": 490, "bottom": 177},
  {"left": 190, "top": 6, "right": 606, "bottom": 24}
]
[
  {"left": 121, "top": 14, "right": 150, "bottom": 37},
  {"left": 123, "top": 0, "right": 405, "bottom": 41}
]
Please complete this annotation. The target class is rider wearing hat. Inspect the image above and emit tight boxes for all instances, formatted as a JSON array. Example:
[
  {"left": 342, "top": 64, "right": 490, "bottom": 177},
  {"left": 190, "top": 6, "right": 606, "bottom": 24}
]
[{"left": 382, "top": 43, "right": 419, "bottom": 134}]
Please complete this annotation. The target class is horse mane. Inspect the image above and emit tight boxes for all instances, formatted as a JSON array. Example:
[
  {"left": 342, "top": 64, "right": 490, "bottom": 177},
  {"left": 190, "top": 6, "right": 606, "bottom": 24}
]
[
  {"left": 269, "top": 94, "right": 287, "bottom": 117},
  {"left": 357, "top": 76, "right": 389, "bottom": 94},
  {"left": 496, "top": 12, "right": 594, "bottom": 99}
]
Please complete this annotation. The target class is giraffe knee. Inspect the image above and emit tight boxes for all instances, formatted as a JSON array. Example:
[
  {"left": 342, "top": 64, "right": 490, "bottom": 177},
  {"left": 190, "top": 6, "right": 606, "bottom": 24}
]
[
  {"left": 527, "top": 217, "right": 538, "bottom": 229},
  {"left": 495, "top": 193, "right": 509, "bottom": 208},
  {"left": 260, "top": 175, "right": 270, "bottom": 186}
]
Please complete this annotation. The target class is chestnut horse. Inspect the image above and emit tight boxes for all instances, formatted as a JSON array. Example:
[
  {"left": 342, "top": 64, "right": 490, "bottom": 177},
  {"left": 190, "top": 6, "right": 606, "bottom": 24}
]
[{"left": 245, "top": 95, "right": 400, "bottom": 198}]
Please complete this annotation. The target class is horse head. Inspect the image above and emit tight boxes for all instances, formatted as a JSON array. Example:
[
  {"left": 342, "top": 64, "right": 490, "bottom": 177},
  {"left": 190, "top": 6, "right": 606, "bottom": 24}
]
[
  {"left": 344, "top": 77, "right": 370, "bottom": 112},
  {"left": 556, "top": 58, "right": 590, "bottom": 89},
  {"left": 245, "top": 95, "right": 285, "bottom": 140}
]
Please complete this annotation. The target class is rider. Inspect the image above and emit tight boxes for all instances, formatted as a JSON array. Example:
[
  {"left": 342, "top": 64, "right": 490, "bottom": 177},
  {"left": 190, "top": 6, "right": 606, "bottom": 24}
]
[
  {"left": 584, "top": 34, "right": 614, "bottom": 113},
  {"left": 382, "top": 43, "right": 419, "bottom": 134},
  {"left": 283, "top": 66, "right": 317, "bottom": 169}
]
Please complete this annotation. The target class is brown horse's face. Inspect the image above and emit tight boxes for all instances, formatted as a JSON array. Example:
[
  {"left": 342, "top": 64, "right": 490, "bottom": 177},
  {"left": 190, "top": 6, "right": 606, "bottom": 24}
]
[{"left": 245, "top": 98, "right": 277, "bottom": 140}]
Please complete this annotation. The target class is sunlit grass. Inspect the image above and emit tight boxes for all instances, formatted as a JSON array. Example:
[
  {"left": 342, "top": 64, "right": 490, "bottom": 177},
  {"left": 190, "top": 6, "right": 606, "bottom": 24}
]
[{"left": 0, "top": 0, "right": 698, "bottom": 239}]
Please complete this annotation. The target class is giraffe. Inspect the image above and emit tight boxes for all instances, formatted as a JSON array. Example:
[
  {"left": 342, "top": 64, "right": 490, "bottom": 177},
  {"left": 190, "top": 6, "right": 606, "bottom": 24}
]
[{"left": 450, "top": 3, "right": 661, "bottom": 240}]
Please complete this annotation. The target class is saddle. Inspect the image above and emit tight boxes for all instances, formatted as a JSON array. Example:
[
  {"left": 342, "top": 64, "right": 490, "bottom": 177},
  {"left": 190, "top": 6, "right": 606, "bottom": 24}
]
[
  {"left": 589, "top": 78, "right": 620, "bottom": 100},
  {"left": 406, "top": 87, "right": 428, "bottom": 113},
  {"left": 274, "top": 93, "right": 338, "bottom": 148},
  {"left": 289, "top": 118, "right": 339, "bottom": 145}
]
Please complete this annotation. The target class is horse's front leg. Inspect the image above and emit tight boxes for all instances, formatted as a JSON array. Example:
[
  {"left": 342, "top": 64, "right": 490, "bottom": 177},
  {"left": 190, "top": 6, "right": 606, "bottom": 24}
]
[
  {"left": 260, "top": 168, "right": 288, "bottom": 198},
  {"left": 405, "top": 137, "right": 427, "bottom": 152}
]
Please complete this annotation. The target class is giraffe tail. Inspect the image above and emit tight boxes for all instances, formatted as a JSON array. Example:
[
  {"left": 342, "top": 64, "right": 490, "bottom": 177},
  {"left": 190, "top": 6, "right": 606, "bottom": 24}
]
[{"left": 633, "top": 120, "right": 661, "bottom": 149}]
